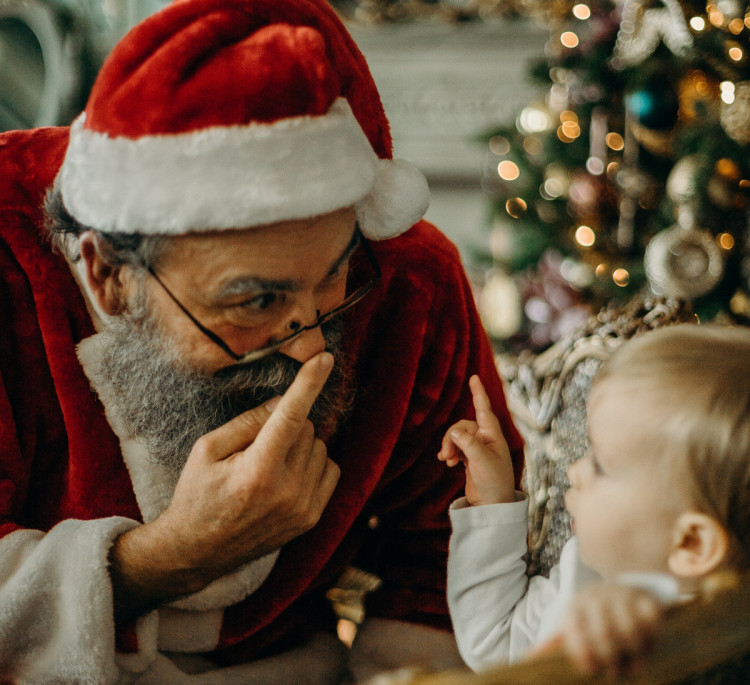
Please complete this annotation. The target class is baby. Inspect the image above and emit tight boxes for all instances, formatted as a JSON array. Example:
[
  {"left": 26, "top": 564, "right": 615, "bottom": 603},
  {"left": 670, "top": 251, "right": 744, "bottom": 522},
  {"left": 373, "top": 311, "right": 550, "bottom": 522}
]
[{"left": 438, "top": 324, "right": 750, "bottom": 676}]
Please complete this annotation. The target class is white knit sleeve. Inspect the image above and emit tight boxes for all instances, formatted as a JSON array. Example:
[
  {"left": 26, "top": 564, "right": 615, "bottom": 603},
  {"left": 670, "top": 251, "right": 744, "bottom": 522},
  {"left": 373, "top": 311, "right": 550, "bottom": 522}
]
[{"left": 447, "top": 494, "right": 567, "bottom": 671}]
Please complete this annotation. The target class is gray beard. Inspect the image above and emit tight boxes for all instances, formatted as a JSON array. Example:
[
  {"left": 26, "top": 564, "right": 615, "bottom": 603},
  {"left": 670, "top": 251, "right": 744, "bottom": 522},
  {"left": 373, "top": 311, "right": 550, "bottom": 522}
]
[{"left": 87, "top": 303, "right": 353, "bottom": 476}]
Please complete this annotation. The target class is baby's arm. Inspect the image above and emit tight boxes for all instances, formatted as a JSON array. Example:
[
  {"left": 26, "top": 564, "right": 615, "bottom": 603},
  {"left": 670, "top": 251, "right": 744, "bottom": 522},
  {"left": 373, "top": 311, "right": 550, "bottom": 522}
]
[
  {"left": 438, "top": 375, "right": 516, "bottom": 505},
  {"left": 441, "top": 376, "right": 554, "bottom": 669}
]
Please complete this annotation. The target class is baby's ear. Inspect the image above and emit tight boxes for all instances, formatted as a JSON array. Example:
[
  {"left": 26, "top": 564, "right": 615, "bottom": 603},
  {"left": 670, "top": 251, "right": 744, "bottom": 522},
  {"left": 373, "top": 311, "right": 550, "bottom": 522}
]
[{"left": 668, "top": 512, "right": 729, "bottom": 578}]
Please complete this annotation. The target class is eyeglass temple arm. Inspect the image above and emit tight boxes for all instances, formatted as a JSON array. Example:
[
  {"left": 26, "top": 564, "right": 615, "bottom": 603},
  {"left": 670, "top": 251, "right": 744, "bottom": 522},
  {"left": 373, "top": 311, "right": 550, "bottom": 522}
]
[{"left": 146, "top": 266, "right": 244, "bottom": 361}]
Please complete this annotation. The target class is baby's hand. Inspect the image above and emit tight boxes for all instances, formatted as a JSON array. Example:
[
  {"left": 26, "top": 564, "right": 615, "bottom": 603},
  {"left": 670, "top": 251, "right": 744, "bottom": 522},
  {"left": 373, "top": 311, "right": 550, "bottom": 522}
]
[
  {"left": 437, "top": 375, "right": 515, "bottom": 505},
  {"left": 558, "top": 583, "right": 664, "bottom": 678}
]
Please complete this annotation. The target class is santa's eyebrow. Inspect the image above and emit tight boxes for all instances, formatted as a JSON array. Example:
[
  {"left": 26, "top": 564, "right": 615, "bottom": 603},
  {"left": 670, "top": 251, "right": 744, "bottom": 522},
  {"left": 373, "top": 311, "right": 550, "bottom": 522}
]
[
  {"left": 215, "top": 227, "right": 360, "bottom": 298},
  {"left": 328, "top": 229, "right": 361, "bottom": 274}
]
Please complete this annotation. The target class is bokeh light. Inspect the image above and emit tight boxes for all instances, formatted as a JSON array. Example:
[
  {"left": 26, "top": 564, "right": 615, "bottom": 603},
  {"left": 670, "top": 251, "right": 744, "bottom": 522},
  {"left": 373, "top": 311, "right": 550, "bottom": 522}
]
[
  {"left": 498, "top": 160, "right": 520, "bottom": 180},
  {"left": 572, "top": 4, "right": 591, "bottom": 20},
  {"left": 561, "top": 31, "right": 580, "bottom": 48},
  {"left": 718, "top": 233, "right": 735, "bottom": 250},
  {"left": 575, "top": 225, "right": 596, "bottom": 247},
  {"left": 613, "top": 268, "right": 630, "bottom": 286},
  {"left": 506, "top": 197, "right": 528, "bottom": 218}
]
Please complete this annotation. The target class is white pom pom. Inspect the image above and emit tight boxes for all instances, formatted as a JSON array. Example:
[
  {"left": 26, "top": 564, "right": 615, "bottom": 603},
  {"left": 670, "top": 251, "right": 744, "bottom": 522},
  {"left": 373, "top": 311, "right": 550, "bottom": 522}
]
[{"left": 356, "top": 158, "right": 430, "bottom": 240}]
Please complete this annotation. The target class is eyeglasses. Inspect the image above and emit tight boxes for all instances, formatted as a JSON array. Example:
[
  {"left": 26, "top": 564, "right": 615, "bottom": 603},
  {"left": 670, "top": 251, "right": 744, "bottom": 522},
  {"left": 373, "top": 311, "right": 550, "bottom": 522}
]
[{"left": 146, "top": 229, "right": 381, "bottom": 365}]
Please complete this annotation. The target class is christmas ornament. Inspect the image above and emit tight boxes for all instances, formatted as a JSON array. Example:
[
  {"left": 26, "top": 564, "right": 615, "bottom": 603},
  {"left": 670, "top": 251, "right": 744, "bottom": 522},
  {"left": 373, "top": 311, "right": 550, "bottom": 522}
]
[
  {"left": 519, "top": 251, "right": 590, "bottom": 349},
  {"left": 478, "top": 269, "right": 523, "bottom": 339},
  {"left": 720, "top": 81, "right": 750, "bottom": 145},
  {"left": 628, "top": 121, "right": 674, "bottom": 156},
  {"left": 625, "top": 83, "right": 679, "bottom": 130},
  {"left": 644, "top": 224, "right": 724, "bottom": 298},
  {"left": 665, "top": 154, "right": 703, "bottom": 205},
  {"left": 611, "top": 0, "right": 693, "bottom": 70},
  {"left": 678, "top": 70, "right": 720, "bottom": 123}
]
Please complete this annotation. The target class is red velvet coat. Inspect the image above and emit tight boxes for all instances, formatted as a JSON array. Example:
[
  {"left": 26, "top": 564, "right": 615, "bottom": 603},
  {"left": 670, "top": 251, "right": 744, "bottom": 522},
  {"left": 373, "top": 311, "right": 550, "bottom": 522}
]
[{"left": 0, "top": 126, "right": 524, "bottom": 665}]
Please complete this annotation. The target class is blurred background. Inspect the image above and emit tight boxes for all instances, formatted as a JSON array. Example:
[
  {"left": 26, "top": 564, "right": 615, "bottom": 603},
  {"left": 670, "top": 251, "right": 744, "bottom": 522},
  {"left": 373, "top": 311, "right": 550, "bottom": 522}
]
[{"left": 3, "top": 0, "right": 749, "bottom": 352}]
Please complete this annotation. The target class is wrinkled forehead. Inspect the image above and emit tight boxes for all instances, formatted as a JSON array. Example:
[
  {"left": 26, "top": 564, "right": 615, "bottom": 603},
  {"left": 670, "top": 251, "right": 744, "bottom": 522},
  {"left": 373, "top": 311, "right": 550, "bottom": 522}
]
[{"left": 154, "top": 207, "right": 359, "bottom": 280}]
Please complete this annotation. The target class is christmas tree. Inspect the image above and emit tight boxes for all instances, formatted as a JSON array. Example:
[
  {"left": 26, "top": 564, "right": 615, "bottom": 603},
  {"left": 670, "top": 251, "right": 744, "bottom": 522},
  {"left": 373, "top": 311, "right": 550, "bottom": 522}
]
[{"left": 476, "top": 0, "right": 750, "bottom": 351}]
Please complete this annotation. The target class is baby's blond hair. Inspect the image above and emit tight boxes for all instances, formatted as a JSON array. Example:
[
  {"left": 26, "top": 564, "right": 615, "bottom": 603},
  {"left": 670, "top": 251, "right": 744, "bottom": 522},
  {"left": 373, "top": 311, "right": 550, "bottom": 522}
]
[{"left": 592, "top": 324, "right": 750, "bottom": 569}]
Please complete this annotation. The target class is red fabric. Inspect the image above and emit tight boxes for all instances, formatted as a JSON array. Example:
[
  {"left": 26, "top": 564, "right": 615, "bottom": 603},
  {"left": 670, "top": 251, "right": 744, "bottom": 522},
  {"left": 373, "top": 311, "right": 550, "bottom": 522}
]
[
  {"left": 84, "top": 0, "right": 392, "bottom": 158},
  {"left": 0, "top": 126, "right": 524, "bottom": 664}
]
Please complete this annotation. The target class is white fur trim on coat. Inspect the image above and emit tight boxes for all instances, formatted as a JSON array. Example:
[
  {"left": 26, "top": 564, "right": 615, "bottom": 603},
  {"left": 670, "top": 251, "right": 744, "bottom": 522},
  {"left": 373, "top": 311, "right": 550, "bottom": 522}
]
[
  {"left": 77, "top": 335, "right": 280, "bottom": 651},
  {"left": 0, "top": 518, "right": 142, "bottom": 683},
  {"left": 59, "top": 98, "right": 429, "bottom": 240}
]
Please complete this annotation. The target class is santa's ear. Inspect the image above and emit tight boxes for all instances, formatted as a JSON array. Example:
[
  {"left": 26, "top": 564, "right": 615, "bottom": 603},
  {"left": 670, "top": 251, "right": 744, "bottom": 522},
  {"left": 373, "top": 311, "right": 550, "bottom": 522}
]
[
  {"left": 668, "top": 512, "right": 729, "bottom": 578},
  {"left": 79, "top": 232, "right": 127, "bottom": 316}
]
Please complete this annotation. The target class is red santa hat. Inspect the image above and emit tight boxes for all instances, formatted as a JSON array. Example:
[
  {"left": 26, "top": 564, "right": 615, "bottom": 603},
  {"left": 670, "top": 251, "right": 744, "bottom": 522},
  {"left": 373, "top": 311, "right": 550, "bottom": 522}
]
[{"left": 57, "top": 0, "right": 429, "bottom": 240}]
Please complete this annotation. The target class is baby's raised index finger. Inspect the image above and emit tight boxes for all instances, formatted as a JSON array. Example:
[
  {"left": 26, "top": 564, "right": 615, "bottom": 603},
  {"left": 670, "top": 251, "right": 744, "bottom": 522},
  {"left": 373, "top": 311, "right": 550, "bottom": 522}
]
[
  {"left": 253, "top": 352, "right": 333, "bottom": 459},
  {"left": 469, "top": 375, "right": 501, "bottom": 434}
]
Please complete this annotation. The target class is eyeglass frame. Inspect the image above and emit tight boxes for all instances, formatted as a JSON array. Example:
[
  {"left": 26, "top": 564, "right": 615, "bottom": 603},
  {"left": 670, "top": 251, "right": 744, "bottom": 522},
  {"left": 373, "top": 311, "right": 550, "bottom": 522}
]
[{"left": 144, "top": 226, "right": 381, "bottom": 365}]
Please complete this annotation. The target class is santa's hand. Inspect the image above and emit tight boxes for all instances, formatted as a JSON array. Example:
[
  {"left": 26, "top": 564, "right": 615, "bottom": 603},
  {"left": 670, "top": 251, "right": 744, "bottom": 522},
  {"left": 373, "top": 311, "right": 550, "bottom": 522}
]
[
  {"left": 558, "top": 583, "right": 664, "bottom": 678},
  {"left": 109, "top": 352, "right": 340, "bottom": 621},
  {"left": 437, "top": 375, "right": 515, "bottom": 505}
]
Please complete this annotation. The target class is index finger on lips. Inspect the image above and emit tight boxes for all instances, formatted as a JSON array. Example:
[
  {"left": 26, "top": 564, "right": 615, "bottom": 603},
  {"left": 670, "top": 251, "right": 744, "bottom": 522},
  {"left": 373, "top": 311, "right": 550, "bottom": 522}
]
[
  {"left": 196, "top": 395, "right": 280, "bottom": 461},
  {"left": 252, "top": 352, "right": 334, "bottom": 461}
]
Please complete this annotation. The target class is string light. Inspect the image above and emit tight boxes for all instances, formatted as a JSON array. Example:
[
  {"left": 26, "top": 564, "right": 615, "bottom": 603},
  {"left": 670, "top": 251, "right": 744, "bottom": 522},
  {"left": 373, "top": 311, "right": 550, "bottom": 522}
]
[
  {"left": 586, "top": 157, "right": 605, "bottom": 175},
  {"left": 708, "top": 10, "right": 725, "bottom": 27},
  {"left": 575, "top": 225, "right": 596, "bottom": 247},
  {"left": 498, "top": 160, "right": 520, "bottom": 180},
  {"left": 728, "top": 17, "right": 744, "bottom": 34},
  {"left": 730, "top": 290, "right": 750, "bottom": 316},
  {"left": 505, "top": 197, "right": 527, "bottom": 218},
  {"left": 612, "top": 268, "right": 630, "bottom": 287},
  {"left": 572, "top": 3, "right": 591, "bottom": 20},
  {"left": 543, "top": 178, "right": 565, "bottom": 198},
  {"left": 690, "top": 16, "right": 706, "bottom": 31},
  {"left": 718, "top": 233, "right": 735, "bottom": 250},
  {"left": 561, "top": 120, "right": 581, "bottom": 138},
  {"left": 716, "top": 158, "right": 741, "bottom": 179},
  {"left": 595, "top": 263, "right": 609, "bottom": 279},
  {"left": 557, "top": 126, "right": 574, "bottom": 142},
  {"left": 728, "top": 44, "right": 743, "bottom": 61},
  {"left": 605, "top": 132, "right": 625, "bottom": 150},
  {"left": 720, "top": 81, "right": 735, "bottom": 104},
  {"left": 489, "top": 136, "right": 510, "bottom": 155},
  {"left": 518, "top": 106, "right": 552, "bottom": 134},
  {"left": 560, "top": 31, "right": 579, "bottom": 48}
]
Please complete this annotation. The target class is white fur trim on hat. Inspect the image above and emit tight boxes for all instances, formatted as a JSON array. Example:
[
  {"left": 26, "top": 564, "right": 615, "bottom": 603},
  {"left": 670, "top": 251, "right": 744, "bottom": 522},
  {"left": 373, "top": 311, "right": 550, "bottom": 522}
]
[
  {"left": 355, "top": 157, "right": 430, "bottom": 240},
  {"left": 60, "top": 99, "right": 376, "bottom": 234},
  {"left": 59, "top": 98, "right": 429, "bottom": 240}
]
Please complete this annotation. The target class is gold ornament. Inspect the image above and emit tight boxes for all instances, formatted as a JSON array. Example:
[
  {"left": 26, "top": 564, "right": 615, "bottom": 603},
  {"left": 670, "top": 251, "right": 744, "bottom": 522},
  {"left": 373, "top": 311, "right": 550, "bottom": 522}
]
[
  {"left": 678, "top": 70, "right": 720, "bottom": 123},
  {"left": 478, "top": 270, "right": 523, "bottom": 339},
  {"left": 644, "top": 224, "right": 724, "bottom": 299},
  {"left": 629, "top": 120, "right": 674, "bottom": 156},
  {"left": 665, "top": 154, "right": 703, "bottom": 205},
  {"left": 720, "top": 81, "right": 750, "bottom": 144}
]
